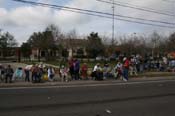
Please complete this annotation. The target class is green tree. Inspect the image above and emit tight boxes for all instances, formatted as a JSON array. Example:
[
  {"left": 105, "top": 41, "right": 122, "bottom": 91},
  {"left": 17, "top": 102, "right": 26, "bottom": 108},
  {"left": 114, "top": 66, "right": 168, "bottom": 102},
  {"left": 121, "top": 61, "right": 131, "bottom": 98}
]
[
  {"left": 28, "top": 30, "right": 54, "bottom": 61},
  {"left": 62, "top": 48, "right": 68, "bottom": 58},
  {"left": 76, "top": 48, "right": 84, "bottom": 58},
  {"left": 21, "top": 42, "right": 31, "bottom": 60},
  {"left": 0, "top": 31, "right": 18, "bottom": 58},
  {"left": 86, "top": 32, "right": 105, "bottom": 58},
  {"left": 27, "top": 25, "right": 63, "bottom": 61}
]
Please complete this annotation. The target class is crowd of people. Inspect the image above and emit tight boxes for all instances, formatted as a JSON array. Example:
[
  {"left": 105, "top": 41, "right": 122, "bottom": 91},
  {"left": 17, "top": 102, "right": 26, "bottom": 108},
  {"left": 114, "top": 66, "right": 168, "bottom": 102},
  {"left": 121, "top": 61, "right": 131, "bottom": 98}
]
[
  {"left": 0, "top": 55, "right": 174, "bottom": 83},
  {"left": 0, "top": 64, "right": 56, "bottom": 83}
]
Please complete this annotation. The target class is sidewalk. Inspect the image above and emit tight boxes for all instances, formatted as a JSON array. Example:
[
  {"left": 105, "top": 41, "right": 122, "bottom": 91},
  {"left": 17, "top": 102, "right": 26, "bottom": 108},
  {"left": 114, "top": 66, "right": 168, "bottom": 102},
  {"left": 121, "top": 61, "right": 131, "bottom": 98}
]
[{"left": 0, "top": 76, "right": 175, "bottom": 88}]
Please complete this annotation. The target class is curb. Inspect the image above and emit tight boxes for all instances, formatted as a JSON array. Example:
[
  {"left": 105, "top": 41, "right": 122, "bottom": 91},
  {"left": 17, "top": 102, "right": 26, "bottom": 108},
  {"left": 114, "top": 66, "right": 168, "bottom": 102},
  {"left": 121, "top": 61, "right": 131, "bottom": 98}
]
[{"left": 0, "top": 76, "right": 175, "bottom": 88}]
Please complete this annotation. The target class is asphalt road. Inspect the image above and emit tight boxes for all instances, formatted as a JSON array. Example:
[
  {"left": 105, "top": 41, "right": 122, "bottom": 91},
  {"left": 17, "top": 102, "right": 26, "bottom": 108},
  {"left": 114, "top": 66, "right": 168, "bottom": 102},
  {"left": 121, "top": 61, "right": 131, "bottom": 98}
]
[{"left": 0, "top": 79, "right": 175, "bottom": 116}]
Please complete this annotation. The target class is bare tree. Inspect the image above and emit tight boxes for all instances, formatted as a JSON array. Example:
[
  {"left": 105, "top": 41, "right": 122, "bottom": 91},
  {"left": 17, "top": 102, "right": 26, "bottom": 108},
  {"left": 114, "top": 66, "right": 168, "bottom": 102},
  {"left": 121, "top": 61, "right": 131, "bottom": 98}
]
[{"left": 167, "top": 32, "right": 175, "bottom": 52}]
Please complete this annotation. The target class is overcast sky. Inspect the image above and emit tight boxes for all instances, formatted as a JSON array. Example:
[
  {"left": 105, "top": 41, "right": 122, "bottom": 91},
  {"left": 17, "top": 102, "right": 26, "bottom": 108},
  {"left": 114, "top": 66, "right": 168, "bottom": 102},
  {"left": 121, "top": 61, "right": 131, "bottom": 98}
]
[{"left": 0, "top": 0, "right": 175, "bottom": 44}]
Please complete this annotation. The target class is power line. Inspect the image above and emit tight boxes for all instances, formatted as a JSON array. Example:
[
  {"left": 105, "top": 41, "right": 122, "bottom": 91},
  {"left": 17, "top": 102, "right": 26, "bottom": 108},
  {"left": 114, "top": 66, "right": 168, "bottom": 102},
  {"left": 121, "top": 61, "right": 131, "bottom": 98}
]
[
  {"left": 162, "top": 0, "right": 175, "bottom": 3},
  {"left": 37, "top": 5, "right": 175, "bottom": 28},
  {"left": 44, "top": 6, "right": 175, "bottom": 28},
  {"left": 12, "top": 0, "right": 175, "bottom": 28},
  {"left": 162, "top": 0, "right": 175, "bottom": 31},
  {"left": 12, "top": 0, "right": 175, "bottom": 25},
  {"left": 97, "top": 0, "right": 175, "bottom": 17},
  {"left": 115, "top": 14, "right": 175, "bottom": 25},
  {"left": 114, "top": 0, "right": 174, "bottom": 14}
]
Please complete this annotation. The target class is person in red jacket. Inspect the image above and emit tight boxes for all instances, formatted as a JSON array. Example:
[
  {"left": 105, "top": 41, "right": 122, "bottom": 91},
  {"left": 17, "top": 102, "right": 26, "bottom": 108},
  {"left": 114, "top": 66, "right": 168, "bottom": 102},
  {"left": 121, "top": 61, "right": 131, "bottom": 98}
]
[
  {"left": 81, "top": 63, "right": 88, "bottom": 80},
  {"left": 123, "top": 57, "right": 130, "bottom": 81}
]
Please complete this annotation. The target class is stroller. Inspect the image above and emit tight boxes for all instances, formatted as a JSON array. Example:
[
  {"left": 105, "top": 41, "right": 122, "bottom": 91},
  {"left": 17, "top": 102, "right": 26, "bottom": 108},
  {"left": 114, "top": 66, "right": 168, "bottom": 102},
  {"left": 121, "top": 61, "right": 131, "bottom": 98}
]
[{"left": 12, "top": 67, "right": 24, "bottom": 81}]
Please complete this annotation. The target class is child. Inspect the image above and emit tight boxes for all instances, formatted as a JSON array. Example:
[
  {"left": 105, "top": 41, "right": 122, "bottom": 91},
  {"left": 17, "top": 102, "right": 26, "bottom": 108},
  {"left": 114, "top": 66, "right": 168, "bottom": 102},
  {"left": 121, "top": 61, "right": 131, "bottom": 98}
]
[
  {"left": 60, "top": 65, "right": 69, "bottom": 82},
  {"left": 113, "top": 61, "right": 123, "bottom": 80}
]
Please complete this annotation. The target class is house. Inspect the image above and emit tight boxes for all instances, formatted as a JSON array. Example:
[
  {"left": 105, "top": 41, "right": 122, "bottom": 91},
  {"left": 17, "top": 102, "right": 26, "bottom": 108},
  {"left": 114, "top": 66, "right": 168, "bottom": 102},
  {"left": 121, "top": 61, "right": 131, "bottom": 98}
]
[
  {"left": 0, "top": 47, "right": 20, "bottom": 61},
  {"left": 58, "top": 39, "right": 87, "bottom": 58},
  {"left": 30, "top": 39, "right": 88, "bottom": 60}
]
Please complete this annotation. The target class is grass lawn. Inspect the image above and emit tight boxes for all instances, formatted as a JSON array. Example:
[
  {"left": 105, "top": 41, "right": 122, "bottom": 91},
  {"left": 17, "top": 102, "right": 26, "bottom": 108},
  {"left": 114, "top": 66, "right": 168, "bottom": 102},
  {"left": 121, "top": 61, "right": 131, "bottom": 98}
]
[
  {"left": 22, "top": 60, "right": 118, "bottom": 68},
  {"left": 22, "top": 60, "right": 175, "bottom": 78}
]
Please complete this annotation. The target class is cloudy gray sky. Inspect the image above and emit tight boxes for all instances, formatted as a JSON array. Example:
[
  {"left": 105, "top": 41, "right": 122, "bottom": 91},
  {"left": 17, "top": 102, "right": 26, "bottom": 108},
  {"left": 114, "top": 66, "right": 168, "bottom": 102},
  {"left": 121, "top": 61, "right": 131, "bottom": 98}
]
[{"left": 0, "top": 0, "right": 175, "bottom": 44}]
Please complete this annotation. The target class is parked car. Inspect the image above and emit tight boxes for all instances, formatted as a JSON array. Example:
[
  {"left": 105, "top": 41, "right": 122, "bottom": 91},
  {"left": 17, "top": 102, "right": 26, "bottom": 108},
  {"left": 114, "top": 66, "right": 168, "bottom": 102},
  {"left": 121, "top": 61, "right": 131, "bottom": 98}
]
[{"left": 96, "top": 56, "right": 103, "bottom": 61}]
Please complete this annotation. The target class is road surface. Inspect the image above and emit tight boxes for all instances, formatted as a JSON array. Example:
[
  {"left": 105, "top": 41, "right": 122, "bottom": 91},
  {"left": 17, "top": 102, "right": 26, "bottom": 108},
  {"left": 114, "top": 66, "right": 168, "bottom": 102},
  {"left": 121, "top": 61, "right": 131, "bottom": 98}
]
[{"left": 0, "top": 79, "right": 175, "bottom": 116}]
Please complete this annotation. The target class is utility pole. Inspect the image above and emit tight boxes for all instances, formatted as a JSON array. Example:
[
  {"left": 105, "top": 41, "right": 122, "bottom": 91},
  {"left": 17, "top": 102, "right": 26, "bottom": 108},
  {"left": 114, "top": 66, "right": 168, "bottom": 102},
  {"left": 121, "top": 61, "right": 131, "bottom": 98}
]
[
  {"left": 96, "top": 0, "right": 116, "bottom": 44},
  {"left": 111, "top": 0, "right": 115, "bottom": 45}
]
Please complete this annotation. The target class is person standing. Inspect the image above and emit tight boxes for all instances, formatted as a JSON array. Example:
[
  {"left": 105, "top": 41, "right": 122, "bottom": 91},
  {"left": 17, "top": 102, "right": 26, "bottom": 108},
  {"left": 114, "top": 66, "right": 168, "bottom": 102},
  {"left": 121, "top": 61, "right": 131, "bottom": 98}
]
[
  {"left": 31, "top": 65, "right": 40, "bottom": 83},
  {"left": 24, "top": 65, "right": 33, "bottom": 82},
  {"left": 31, "top": 65, "right": 36, "bottom": 82},
  {"left": 123, "top": 57, "right": 130, "bottom": 81},
  {"left": 81, "top": 63, "right": 88, "bottom": 80},
  {"left": 0, "top": 64, "right": 5, "bottom": 82},
  {"left": 92, "top": 63, "right": 99, "bottom": 80},
  {"left": 130, "top": 57, "right": 138, "bottom": 76},
  {"left": 5, "top": 65, "right": 14, "bottom": 83},
  {"left": 69, "top": 58, "right": 74, "bottom": 80},
  {"left": 48, "top": 66, "right": 55, "bottom": 81},
  {"left": 74, "top": 59, "right": 80, "bottom": 80},
  {"left": 24, "top": 68, "right": 30, "bottom": 82}
]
